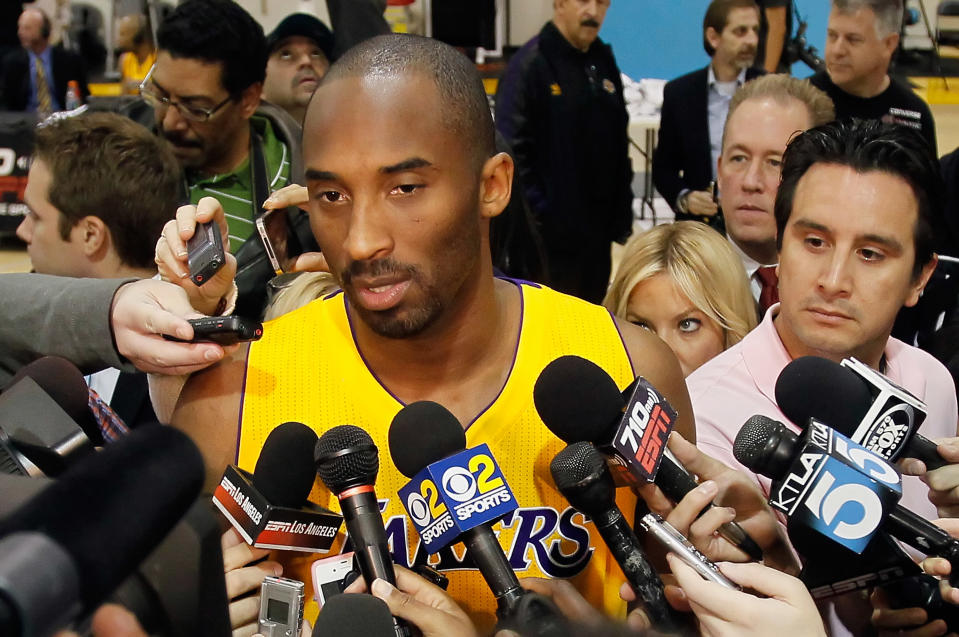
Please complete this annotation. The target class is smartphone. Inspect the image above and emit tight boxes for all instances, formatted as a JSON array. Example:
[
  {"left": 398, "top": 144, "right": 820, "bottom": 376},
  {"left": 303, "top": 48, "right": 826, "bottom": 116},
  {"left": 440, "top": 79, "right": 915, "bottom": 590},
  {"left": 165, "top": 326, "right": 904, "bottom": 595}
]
[
  {"left": 311, "top": 552, "right": 355, "bottom": 610},
  {"left": 258, "top": 576, "right": 304, "bottom": 637},
  {"left": 187, "top": 221, "right": 225, "bottom": 286},
  {"left": 638, "top": 513, "right": 740, "bottom": 590},
  {"left": 255, "top": 211, "right": 284, "bottom": 276},
  {"left": 163, "top": 315, "right": 263, "bottom": 345}
]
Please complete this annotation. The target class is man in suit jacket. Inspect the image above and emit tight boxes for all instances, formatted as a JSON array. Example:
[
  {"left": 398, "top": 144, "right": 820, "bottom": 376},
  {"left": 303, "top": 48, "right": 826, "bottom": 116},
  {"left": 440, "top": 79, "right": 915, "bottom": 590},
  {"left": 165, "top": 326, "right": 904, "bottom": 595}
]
[
  {"left": 0, "top": 7, "right": 88, "bottom": 112},
  {"left": 653, "top": 0, "right": 763, "bottom": 231},
  {"left": 15, "top": 112, "right": 181, "bottom": 427}
]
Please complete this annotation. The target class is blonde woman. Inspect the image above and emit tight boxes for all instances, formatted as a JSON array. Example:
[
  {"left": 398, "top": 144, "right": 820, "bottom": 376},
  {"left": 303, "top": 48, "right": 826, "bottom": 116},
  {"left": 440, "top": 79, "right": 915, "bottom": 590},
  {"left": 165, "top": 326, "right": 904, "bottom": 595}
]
[{"left": 604, "top": 221, "right": 756, "bottom": 377}]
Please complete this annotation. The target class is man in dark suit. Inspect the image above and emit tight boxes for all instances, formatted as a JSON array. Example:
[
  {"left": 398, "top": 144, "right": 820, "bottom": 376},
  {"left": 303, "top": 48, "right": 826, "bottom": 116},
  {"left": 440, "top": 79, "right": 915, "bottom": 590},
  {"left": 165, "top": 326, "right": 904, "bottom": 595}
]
[
  {"left": 653, "top": 0, "right": 763, "bottom": 231},
  {"left": 0, "top": 7, "right": 88, "bottom": 113}
]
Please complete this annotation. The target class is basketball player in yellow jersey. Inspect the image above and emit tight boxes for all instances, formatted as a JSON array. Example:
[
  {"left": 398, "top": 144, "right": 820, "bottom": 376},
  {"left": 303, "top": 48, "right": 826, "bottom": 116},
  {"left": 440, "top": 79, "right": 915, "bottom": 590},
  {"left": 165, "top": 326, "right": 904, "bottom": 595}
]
[{"left": 163, "top": 35, "right": 698, "bottom": 632}]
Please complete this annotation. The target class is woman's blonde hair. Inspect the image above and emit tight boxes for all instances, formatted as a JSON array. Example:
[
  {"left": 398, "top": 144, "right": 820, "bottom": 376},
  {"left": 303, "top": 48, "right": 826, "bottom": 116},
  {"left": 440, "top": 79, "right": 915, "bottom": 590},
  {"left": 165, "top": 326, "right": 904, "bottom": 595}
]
[
  {"left": 264, "top": 272, "right": 341, "bottom": 321},
  {"left": 604, "top": 222, "right": 757, "bottom": 348}
]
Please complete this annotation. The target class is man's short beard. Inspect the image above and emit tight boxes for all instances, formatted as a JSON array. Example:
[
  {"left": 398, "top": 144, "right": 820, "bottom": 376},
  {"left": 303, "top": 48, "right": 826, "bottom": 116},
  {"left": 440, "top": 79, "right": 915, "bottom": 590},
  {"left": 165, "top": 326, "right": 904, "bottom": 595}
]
[{"left": 350, "top": 294, "right": 444, "bottom": 339}]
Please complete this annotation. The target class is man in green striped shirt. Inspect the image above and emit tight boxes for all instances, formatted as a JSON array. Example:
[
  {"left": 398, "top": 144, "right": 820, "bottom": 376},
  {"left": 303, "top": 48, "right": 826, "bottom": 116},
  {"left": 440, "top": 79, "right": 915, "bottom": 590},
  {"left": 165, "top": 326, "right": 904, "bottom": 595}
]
[{"left": 145, "top": 0, "right": 316, "bottom": 317}]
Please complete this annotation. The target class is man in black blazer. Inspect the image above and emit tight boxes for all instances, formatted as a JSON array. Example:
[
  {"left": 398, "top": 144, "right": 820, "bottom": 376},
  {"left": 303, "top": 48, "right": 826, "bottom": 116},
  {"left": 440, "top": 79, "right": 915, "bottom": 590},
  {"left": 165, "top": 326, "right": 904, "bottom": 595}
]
[
  {"left": 653, "top": 0, "right": 763, "bottom": 231},
  {"left": 0, "top": 7, "right": 88, "bottom": 112}
]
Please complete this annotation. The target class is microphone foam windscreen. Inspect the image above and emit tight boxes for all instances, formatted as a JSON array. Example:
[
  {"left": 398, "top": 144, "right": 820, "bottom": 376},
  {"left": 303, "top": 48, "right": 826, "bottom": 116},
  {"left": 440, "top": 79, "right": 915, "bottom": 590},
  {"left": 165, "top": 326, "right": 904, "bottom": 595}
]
[
  {"left": 549, "top": 441, "right": 605, "bottom": 492},
  {"left": 0, "top": 425, "right": 203, "bottom": 612},
  {"left": 732, "top": 415, "right": 782, "bottom": 472},
  {"left": 775, "top": 356, "right": 873, "bottom": 433},
  {"left": 253, "top": 422, "right": 319, "bottom": 508},
  {"left": 313, "top": 593, "right": 394, "bottom": 636},
  {"left": 314, "top": 424, "right": 379, "bottom": 495},
  {"left": 533, "top": 355, "right": 625, "bottom": 443},
  {"left": 7, "top": 355, "right": 103, "bottom": 445},
  {"left": 388, "top": 401, "right": 465, "bottom": 478}
]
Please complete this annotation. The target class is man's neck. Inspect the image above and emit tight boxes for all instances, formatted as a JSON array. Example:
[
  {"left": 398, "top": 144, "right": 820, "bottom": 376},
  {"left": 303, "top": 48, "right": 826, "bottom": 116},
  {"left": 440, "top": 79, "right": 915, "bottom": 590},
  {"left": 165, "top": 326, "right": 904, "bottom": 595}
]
[
  {"left": 731, "top": 236, "right": 777, "bottom": 267},
  {"left": 551, "top": 20, "right": 589, "bottom": 52},
  {"left": 835, "top": 72, "right": 890, "bottom": 99},
  {"left": 201, "top": 122, "right": 251, "bottom": 177},
  {"left": 711, "top": 58, "right": 741, "bottom": 83},
  {"left": 134, "top": 44, "right": 154, "bottom": 65},
  {"left": 28, "top": 42, "right": 48, "bottom": 56},
  {"left": 350, "top": 270, "right": 521, "bottom": 427},
  {"left": 287, "top": 105, "right": 307, "bottom": 126}
]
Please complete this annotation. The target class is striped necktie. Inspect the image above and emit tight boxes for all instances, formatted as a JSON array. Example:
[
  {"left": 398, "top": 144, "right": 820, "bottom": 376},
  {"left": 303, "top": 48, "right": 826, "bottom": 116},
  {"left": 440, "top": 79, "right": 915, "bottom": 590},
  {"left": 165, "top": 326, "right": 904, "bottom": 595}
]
[{"left": 35, "top": 59, "right": 52, "bottom": 115}]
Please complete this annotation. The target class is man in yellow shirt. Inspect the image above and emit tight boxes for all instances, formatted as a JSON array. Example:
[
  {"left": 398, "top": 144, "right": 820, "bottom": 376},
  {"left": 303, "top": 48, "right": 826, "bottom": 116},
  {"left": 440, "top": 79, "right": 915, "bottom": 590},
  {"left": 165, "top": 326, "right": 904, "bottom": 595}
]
[{"left": 116, "top": 14, "right": 155, "bottom": 95}]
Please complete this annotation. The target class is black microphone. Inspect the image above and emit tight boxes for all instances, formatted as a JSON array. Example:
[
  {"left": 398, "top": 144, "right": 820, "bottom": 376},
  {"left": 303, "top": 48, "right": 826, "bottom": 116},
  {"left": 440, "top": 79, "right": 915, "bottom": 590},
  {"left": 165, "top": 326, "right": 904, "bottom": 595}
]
[
  {"left": 551, "top": 441, "right": 684, "bottom": 632},
  {"left": 776, "top": 355, "right": 945, "bottom": 469},
  {"left": 254, "top": 422, "right": 319, "bottom": 509},
  {"left": 388, "top": 402, "right": 567, "bottom": 636},
  {"left": 313, "top": 593, "right": 394, "bottom": 637},
  {"left": 533, "top": 355, "right": 763, "bottom": 561},
  {"left": 0, "top": 425, "right": 204, "bottom": 636},
  {"left": 314, "top": 425, "right": 413, "bottom": 637},
  {"left": 389, "top": 401, "right": 524, "bottom": 612},
  {"left": 0, "top": 357, "right": 98, "bottom": 476},
  {"left": 733, "top": 415, "right": 959, "bottom": 585},
  {"left": 5, "top": 356, "right": 103, "bottom": 445}
]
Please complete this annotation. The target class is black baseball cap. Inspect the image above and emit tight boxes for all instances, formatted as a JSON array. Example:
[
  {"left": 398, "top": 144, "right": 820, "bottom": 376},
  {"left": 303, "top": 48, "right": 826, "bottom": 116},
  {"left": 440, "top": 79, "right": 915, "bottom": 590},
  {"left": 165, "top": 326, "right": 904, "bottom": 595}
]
[{"left": 266, "top": 13, "right": 335, "bottom": 61}]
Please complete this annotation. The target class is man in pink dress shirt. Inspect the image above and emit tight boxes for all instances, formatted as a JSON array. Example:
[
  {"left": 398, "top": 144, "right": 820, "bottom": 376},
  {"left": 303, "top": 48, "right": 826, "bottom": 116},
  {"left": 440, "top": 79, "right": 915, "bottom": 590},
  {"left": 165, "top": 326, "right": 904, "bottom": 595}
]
[{"left": 689, "top": 118, "right": 958, "bottom": 634}]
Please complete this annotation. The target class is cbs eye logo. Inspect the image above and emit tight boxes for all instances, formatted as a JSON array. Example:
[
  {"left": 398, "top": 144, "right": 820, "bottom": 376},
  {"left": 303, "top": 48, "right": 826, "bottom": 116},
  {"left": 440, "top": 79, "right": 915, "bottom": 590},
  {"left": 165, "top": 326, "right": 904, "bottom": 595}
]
[
  {"left": 441, "top": 466, "right": 478, "bottom": 502},
  {"left": 405, "top": 479, "right": 448, "bottom": 527}
]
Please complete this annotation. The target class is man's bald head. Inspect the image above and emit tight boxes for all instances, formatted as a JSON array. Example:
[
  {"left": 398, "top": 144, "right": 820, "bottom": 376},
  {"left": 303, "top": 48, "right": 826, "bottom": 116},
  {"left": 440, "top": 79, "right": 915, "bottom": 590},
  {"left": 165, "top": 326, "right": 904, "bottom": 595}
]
[
  {"left": 18, "top": 8, "right": 51, "bottom": 52},
  {"left": 312, "top": 34, "right": 496, "bottom": 170}
]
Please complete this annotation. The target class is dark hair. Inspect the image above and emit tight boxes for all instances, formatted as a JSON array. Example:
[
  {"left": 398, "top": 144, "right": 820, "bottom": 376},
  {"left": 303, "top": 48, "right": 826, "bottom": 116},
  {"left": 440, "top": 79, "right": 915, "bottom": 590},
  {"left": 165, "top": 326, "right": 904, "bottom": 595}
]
[
  {"left": 775, "top": 119, "right": 941, "bottom": 278},
  {"left": 39, "top": 10, "right": 51, "bottom": 39},
  {"left": 321, "top": 34, "right": 496, "bottom": 168},
  {"left": 34, "top": 113, "right": 180, "bottom": 269},
  {"left": 156, "top": 0, "right": 267, "bottom": 97},
  {"left": 703, "top": 0, "right": 760, "bottom": 56}
]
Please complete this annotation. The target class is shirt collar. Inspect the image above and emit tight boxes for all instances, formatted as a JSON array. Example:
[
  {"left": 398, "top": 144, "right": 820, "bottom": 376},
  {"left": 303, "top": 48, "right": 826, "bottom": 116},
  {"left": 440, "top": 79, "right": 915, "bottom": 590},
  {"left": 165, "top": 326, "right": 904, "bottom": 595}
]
[
  {"left": 726, "top": 234, "right": 765, "bottom": 277},
  {"left": 708, "top": 64, "right": 747, "bottom": 88}
]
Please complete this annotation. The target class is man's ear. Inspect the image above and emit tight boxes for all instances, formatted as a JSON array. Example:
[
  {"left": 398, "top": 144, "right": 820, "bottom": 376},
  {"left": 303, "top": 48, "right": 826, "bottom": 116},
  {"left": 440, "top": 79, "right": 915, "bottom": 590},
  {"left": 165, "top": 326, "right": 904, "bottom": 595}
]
[
  {"left": 239, "top": 82, "right": 263, "bottom": 119},
  {"left": 904, "top": 254, "right": 938, "bottom": 308},
  {"left": 882, "top": 32, "right": 900, "bottom": 59},
  {"left": 479, "top": 152, "right": 513, "bottom": 220},
  {"left": 73, "top": 215, "right": 108, "bottom": 257},
  {"left": 705, "top": 27, "right": 722, "bottom": 53}
]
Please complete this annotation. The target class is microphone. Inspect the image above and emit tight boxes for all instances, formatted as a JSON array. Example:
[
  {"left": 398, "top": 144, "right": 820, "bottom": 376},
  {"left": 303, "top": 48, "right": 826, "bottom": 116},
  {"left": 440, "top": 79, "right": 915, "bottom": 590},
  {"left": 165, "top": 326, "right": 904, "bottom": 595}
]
[
  {"left": 389, "top": 401, "right": 566, "bottom": 635},
  {"left": 314, "top": 425, "right": 413, "bottom": 637},
  {"left": 313, "top": 593, "right": 395, "bottom": 637},
  {"left": 5, "top": 356, "right": 103, "bottom": 445},
  {"left": 776, "top": 355, "right": 944, "bottom": 469},
  {"left": 533, "top": 355, "right": 763, "bottom": 561},
  {"left": 550, "top": 441, "right": 684, "bottom": 632},
  {"left": 733, "top": 416, "right": 959, "bottom": 583},
  {"left": 0, "top": 425, "right": 204, "bottom": 636},
  {"left": 212, "top": 422, "right": 342, "bottom": 552},
  {"left": 0, "top": 357, "right": 98, "bottom": 476}
]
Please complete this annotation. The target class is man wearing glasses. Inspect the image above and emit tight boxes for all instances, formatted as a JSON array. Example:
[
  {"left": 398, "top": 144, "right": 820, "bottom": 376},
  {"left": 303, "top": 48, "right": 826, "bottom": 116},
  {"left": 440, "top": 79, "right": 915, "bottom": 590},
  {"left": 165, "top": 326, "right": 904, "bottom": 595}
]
[{"left": 142, "top": 0, "right": 317, "bottom": 318}]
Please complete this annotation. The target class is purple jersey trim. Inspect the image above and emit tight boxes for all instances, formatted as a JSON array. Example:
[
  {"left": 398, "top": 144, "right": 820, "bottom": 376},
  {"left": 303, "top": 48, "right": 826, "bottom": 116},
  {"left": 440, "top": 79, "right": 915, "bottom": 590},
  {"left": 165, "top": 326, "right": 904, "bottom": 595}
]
[
  {"left": 234, "top": 343, "right": 254, "bottom": 465},
  {"left": 343, "top": 278, "right": 527, "bottom": 426}
]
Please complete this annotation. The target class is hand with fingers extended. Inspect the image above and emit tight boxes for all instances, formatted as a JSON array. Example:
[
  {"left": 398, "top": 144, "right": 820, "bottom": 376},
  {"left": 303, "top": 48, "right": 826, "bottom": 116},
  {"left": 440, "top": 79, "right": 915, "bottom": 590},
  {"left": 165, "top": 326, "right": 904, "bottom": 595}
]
[
  {"left": 342, "top": 565, "right": 479, "bottom": 637},
  {"left": 155, "top": 196, "right": 238, "bottom": 316},
  {"left": 669, "top": 554, "right": 825, "bottom": 637},
  {"left": 110, "top": 278, "right": 233, "bottom": 375},
  {"left": 222, "top": 527, "right": 284, "bottom": 637},
  {"left": 636, "top": 433, "right": 796, "bottom": 572},
  {"left": 263, "top": 185, "right": 329, "bottom": 274}
]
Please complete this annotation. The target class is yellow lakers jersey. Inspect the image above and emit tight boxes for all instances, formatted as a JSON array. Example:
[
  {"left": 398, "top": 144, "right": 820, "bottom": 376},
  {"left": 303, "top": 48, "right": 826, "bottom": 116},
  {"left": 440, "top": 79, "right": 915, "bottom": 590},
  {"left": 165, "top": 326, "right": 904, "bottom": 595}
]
[{"left": 239, "top": 280, "right": 636, "bottom": 630}]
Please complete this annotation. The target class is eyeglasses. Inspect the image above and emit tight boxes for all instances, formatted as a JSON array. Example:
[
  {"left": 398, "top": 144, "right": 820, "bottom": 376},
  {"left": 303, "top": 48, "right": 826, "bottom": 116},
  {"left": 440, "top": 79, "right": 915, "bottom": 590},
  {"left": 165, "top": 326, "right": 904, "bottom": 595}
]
[{"left": 138, "top": 65, "right": 233, "bottom": 123}]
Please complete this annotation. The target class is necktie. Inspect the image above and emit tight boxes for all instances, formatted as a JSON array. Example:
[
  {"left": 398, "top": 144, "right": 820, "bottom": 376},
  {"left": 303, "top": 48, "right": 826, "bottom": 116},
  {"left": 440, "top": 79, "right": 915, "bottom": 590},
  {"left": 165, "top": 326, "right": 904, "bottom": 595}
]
[
  {"left": 88, "top": 387, "right": 130, "bottom": 443},
  {"left": 755, "top": 265, "right": 780, "bottom": 315},
  {"left": 35, "top": 59, "right": 52, "bottom": 115}
]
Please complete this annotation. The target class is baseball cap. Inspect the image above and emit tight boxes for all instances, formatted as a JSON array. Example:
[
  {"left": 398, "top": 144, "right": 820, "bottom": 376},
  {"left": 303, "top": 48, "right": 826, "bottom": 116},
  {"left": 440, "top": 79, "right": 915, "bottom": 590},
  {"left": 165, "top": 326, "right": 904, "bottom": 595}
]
[{"left": 266, "top": 13, "right": 335, "bottom": 61}]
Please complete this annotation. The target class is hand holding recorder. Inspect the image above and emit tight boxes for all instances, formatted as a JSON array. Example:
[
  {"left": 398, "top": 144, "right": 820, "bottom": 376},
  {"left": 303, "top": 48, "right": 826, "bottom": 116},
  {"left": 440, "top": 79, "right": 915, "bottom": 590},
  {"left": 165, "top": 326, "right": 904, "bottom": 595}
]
[{"left": 155, "top": 196, "right": 237, "bottom": 316}]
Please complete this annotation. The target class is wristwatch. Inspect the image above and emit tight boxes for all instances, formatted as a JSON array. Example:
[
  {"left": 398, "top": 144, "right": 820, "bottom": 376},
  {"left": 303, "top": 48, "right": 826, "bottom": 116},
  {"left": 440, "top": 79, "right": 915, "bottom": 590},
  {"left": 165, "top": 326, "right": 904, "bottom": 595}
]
[{"left": 677, "top": 192, "right": 690, "bottom": 215}]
